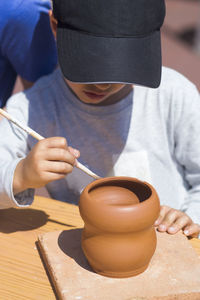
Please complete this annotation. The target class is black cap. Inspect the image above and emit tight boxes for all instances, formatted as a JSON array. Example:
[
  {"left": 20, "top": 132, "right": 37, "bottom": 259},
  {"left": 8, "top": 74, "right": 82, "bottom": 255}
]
[{"left": 53, "top": 0, "right": 165, "bottom": 88}]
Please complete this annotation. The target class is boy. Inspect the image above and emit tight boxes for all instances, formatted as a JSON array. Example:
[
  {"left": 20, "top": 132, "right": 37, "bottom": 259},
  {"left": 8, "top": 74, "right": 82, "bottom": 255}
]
[
  {"left": 0, "top": 0, "right": 200, "bottom": 238},
  {"left": 0, "top": 0, "right": 57, "bottom": 107}
]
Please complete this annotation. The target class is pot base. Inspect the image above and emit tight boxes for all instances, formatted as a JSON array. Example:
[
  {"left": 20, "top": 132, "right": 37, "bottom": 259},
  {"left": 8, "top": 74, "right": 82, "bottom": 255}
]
[{"left": 92, "top": 264, "right": 149, "bottom": 278}]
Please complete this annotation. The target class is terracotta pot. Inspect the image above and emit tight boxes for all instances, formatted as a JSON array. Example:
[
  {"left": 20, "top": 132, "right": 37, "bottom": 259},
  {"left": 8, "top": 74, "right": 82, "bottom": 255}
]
[{"left": 79, "top": 176, "right": 160, "bottom": 278}]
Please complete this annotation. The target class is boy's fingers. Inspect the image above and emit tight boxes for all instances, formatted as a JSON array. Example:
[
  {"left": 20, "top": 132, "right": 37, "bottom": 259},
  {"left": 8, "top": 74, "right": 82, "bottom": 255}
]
[
  {"left": 183, "top": 223, "right": 200, "bottom": 238},
  {"left": 38, "top": 138, "right": 80, "bottom": 159},
  {"left": 44, "top": 161, "right": 74, "bottom": 174},
  {"left": 157, "top": 209, "right": 181, "bottom": 232},
  {"left": 40, "top": 137, "right": 68, "bottom": 149},
  {"left": 154, "top": 205, "right": 199, "bottom": 237},
  {"left": 42, "top": 171, "right": 67, "bottom": 183},
  {"left": 44, "top": 148, "right": 76, "bottom": 165},
  {"left": 154, "top": 205, "right": 171, "bottom": 226},
  {"left": 167, "top": 215, "right": 192, "bottom": 234}
]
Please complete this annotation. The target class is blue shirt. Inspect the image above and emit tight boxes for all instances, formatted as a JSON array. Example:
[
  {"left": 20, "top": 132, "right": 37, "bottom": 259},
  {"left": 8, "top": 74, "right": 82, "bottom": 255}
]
[{"left": 0, "top": 0, "right": 57, "bottom": 107}]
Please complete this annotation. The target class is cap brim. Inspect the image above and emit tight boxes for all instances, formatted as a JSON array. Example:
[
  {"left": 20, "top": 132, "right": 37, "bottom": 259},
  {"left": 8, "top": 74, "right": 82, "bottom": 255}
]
[{"left": 57, "top": 27, "right": 162, "bottom": 88}]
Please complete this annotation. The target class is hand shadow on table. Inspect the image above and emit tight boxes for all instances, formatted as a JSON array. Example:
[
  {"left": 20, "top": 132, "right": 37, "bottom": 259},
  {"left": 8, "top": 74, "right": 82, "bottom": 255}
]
[
  {"left": 0, "top": 208, "right": 48, "bottom": 233},
  {"left": 0, "top": 208, "right": 75, "bottom": 233},
  {"left": 58, "top": 229, "right": 94, "bottom": 273}
]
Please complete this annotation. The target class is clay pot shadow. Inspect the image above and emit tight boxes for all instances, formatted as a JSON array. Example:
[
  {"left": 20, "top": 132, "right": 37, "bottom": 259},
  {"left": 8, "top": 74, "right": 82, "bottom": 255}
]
[{"left": 58, "top": 229, "right": 94, "bottom": 273}]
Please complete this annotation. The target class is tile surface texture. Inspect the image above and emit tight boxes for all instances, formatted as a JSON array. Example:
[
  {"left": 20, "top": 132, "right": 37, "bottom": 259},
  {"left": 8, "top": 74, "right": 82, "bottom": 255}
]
[{"left": 38, "top": 230, "right": 200, "bottom": 300}]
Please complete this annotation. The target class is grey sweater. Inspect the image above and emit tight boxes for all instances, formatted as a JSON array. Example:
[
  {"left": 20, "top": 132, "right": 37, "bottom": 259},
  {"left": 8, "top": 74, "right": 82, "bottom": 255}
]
[{"left": 0, "top": 67, "right": 200, "bottom": 224}]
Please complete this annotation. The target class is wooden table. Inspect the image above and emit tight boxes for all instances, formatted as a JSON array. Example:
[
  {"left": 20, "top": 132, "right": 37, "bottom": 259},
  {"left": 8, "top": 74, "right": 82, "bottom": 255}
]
[{"left": 0, "top": 196, "right": 199, "bottom": 300}]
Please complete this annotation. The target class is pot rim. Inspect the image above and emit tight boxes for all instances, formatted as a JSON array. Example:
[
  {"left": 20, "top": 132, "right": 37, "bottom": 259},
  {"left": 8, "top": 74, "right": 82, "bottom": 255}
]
[
  {"left": 79, "top": 176, "right": 160, "bottom": 232},
  {"left": 85, "top": 176, "right": 156, "bottom": 206}
]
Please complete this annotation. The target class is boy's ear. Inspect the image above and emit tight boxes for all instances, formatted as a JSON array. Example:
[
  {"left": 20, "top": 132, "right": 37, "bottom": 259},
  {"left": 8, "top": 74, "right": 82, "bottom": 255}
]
[{"left": 49, "top": 10, "right": 57, "bottom": 38}]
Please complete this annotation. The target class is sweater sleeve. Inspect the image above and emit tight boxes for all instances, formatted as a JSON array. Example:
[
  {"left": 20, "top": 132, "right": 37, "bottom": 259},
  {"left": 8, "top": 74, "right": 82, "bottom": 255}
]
[
  {"left": 173, "top": 80, "right": 200, "bottom": 224},
  {"left": 0, "top": 94, "right": 34, "bottom": 209}
]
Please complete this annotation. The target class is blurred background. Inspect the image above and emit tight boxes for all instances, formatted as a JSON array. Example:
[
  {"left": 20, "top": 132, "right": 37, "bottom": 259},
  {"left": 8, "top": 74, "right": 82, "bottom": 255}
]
[
  {"left": 162, "top": 0, "right": 200, "bottom": 90},
  {"left": 13, "top": 0, "right": 200, "bottom": 94}
]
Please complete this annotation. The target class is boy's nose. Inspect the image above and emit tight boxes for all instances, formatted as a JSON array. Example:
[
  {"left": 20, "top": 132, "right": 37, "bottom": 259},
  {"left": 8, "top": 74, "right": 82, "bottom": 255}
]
[{"left": 94, "top": 84, "right": 111, "bottom": 91}]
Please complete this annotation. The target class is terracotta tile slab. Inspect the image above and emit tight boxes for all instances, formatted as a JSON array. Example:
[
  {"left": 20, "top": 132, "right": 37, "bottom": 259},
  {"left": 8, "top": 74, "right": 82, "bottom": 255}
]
[{"left": 38, "top": 229, "right": 200, "bottom": 300}]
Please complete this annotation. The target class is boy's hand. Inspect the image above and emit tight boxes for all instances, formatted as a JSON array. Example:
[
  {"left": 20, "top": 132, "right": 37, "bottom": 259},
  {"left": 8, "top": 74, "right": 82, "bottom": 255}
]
[
  {"left": 13, "top": 137, "right": 80, "bottom": 194},
  {"left": 154, "top": 205, "right": 200, "bottom": 238}
]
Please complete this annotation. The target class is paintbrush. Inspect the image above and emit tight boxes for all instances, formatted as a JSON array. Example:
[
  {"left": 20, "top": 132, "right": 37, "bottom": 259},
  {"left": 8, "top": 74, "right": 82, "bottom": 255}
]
[{"left": 0, "top": 108, "right": 100, "bottom": 180}]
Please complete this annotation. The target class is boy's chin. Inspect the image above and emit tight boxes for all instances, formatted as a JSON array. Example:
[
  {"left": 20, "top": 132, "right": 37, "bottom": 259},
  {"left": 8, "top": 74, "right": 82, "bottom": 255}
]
[
  {"left": 81, "top": 98, "right": 107, "bottom": 105},
  {"left": 79, "top": 94, "right": 109, "bottom": 105}
]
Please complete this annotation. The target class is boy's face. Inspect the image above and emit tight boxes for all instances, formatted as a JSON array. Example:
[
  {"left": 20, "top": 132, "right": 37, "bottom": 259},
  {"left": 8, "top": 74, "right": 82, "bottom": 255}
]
[
  {"left": 65, "top": 79, "right": 132, "bottom": 105},
  {"left": 49, "top": 16, "right": 133, "bottom": 105}
]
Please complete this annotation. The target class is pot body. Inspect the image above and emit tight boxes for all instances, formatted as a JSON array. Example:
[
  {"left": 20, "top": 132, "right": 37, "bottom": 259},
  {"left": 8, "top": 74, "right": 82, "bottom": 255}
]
[{"left": 79, "top": 177, "right": 160, "bottom": 278}]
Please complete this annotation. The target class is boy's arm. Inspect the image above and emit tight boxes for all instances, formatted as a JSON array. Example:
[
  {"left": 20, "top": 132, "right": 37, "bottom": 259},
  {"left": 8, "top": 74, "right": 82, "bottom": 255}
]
[
  {"left": 154, "top": 78, "right": 200, "bottom": 238},
  {"left": 173, "top": 81, "right": 200, "bottom": 225},
  {"left": 0, "top": 95, "right": 34, "bottom": 208},
  {"left": 0, "top": 93, "right": 80, "bottom": 209}
]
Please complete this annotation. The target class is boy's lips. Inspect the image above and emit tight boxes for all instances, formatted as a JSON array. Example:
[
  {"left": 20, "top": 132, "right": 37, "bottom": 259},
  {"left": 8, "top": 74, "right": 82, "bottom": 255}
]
[{"left": 84, "top": 91, "right": 106, "bottom": 100}]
